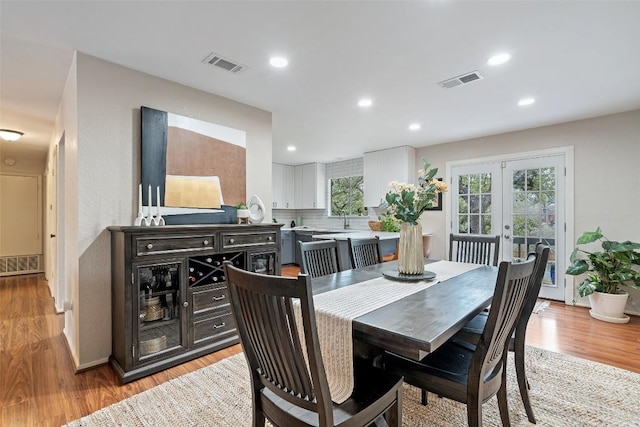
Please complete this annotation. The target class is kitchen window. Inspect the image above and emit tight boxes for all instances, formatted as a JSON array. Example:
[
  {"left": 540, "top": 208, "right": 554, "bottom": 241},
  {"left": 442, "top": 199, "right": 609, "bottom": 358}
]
[{"left": 330, "top": 176, "right": 364, "bottom": 216}]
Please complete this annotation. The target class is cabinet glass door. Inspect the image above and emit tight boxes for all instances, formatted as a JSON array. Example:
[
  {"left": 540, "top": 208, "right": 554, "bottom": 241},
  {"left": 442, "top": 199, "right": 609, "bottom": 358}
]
[
  {"left": 248, "top": 250, "right": 278, "bottom": 275},
  {"left": 136, "top": 261, "right": 184, "bottom": 361}
]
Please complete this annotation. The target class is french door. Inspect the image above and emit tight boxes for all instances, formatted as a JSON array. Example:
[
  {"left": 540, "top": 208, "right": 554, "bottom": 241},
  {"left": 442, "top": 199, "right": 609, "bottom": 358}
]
[{"left": 451, "top": 154, "right": 566, "bottom": 301}]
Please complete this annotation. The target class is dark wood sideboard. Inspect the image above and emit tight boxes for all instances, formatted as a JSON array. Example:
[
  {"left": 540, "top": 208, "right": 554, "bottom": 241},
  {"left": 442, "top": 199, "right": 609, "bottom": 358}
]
[{"left": 108, "top": 224, "right": 282, "bottom": 383}]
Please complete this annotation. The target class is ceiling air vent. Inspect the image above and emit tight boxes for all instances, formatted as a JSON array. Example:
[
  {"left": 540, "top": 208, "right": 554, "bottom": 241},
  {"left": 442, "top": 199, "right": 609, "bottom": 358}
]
[
  {"left": 202, "top": 52, "right": 245, "bottom": 74},
  {"left": 438, "top": 70, "right": 484, "bottom": 89}
]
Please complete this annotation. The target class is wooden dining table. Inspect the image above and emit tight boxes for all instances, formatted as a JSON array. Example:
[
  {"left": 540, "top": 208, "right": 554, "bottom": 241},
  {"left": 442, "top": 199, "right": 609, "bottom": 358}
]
[{"left": 310, "top": 259, "right": 499, "bottom": 362}]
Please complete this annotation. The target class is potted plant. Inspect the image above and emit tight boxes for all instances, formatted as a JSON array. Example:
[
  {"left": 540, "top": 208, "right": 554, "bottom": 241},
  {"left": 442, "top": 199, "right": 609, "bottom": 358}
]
[
  {"left": 235, "top": 203, "right": 250, "bottom": 219},
  {"left": 566, "top": 227, "right": 640, "bottom": 323}
]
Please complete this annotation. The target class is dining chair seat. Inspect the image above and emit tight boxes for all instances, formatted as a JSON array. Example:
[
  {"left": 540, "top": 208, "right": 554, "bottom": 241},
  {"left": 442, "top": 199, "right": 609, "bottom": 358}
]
[{"left": 223, "top": 262, "right": 403, "bottom": 427}]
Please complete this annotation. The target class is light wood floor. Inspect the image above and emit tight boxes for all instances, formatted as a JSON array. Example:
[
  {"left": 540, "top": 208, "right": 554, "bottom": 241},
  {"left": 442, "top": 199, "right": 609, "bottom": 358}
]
[{"left": 1, "top": 272, "right": 639, "bottom": 426}]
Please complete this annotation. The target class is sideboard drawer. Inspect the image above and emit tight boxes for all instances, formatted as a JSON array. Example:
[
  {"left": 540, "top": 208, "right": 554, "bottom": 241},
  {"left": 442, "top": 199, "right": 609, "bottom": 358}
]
[
  {"left": 135, "top": 234, "right": 215, "bottom": 257},
  {"left": 192, "top": 312, "right": 236, "bottom": 346},
  {"left": 191, "top": 284, "right": 229, "bottom": 316},
  {"left": 221, "top": 232, "right": 277, "bottom": 249}
]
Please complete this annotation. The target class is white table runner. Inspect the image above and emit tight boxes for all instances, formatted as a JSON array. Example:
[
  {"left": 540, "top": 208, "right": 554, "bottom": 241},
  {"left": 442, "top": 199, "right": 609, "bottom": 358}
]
[{"left": 296, "top": 260, "right": 482, "bottom": 404}]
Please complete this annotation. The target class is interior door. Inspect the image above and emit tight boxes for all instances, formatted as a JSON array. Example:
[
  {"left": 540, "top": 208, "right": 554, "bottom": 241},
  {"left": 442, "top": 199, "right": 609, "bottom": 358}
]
[
  {"left": 451, "top": 154, "right": 566, "bottom": 301},
  {"left": 48, "top": 149, "right": 58, "bottom": 305}
]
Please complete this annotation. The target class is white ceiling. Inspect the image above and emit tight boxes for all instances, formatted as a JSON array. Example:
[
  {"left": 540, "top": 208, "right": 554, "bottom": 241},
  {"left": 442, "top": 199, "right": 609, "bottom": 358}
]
[{"left": 2, "top": 1, "right": 640, "bottom": 166}]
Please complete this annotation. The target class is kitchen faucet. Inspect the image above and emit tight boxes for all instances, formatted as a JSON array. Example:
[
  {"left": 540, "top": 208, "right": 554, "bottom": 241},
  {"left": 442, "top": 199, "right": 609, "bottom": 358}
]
[{"left": 341, "top": 210, "right": 350, "bottom": 230}]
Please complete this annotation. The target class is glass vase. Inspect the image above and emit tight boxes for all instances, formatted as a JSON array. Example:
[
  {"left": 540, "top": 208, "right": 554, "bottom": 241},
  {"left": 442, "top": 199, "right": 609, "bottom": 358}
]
[{"left": 398, "top": 222, "right": 425, "bottom": 275}]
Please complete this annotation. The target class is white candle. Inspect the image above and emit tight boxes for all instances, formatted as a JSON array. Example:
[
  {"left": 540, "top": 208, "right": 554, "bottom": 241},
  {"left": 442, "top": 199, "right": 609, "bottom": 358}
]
[
  {"left": 156, "top": 186, "right": 161, "bottom": 215},
  {"left": 138, "top": 184, "right": 143, "bottom": 214},
  {"left": 148, "top": 185, "right": 152, "bottom": 215}
]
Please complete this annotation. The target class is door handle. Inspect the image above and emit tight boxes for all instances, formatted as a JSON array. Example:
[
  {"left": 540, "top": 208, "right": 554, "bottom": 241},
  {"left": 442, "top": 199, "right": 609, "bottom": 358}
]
[
  {"left": 50, "top": 234, "right": 56, "bottom": 238},
  {"left": 504, "top": 234, "right": 511, "bottom": 240}
]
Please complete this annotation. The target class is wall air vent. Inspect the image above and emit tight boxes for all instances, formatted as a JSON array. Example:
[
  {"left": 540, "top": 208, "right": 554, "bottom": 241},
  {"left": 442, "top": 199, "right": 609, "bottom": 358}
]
[
  {"left": 0, "top": 255, "right": 41, "bottom": 276},
  {"left": 438, "top": 70, "right": 484, "bottom": 89},
  {"left": 202, "top": 52, "right": 245, "bottom": 74}
]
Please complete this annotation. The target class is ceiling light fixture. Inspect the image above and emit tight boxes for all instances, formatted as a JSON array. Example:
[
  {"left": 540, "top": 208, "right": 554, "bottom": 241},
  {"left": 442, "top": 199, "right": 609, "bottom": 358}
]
[
  {"left": 409, "top": 123, "right": 421, "bottom": 131},
  {"left": 518, "top": 98, "right": 535, "bottom": 106},
  {"left": 487, "top": 53, "right": 511, "bottom": 66},
  {"left": 287, "top": 145, "right": 296, "bottom": 151},
  {"left": 358, "top": 98, "right": 372, "bottom": 107},
  {"left": 0, "top": 129, "right": 24, "bottom": 141},
  {"left": 269, "top": 57, "right": 288, "bottom": 68}
]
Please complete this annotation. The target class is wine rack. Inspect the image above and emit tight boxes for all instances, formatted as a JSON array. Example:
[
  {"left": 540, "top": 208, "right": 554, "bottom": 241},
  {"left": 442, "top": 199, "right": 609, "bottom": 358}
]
[{"left": 188, "top": 252, "right": 243, "bottom": 287}]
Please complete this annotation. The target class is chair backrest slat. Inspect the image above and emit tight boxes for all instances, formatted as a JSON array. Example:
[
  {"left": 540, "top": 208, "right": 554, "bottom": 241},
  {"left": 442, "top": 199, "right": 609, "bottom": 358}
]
[
  {"left": 348, "top": 237, "right": 383, "bottom": 269},
  {"left": 299, "top": 240, "right": 342, "bottom": 278},
  {"left": 449, "top": 233, "right": 501, "bottom": 266}
]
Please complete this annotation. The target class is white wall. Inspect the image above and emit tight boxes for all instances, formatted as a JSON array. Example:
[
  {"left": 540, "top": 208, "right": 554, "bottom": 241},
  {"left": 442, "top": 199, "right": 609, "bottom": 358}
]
[
  {"left": 47, "top": 53, "right": 79, "bottom": 363},
  {"left": 50, "top": 53, "right": 272, "bottom": 369},
  {"left": 416, "top": 109, "right": 640, "bottom": 312}
]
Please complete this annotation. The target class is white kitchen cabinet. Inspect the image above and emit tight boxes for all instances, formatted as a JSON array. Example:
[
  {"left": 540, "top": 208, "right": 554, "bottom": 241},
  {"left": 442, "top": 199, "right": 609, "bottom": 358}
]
[
  {"left": 272, "top": 163, "right": 295, "bottom": 209},
  {"left": 294, "top": 163, "right": 326, "bottom": 209},
  {"left": 364, "top": 146, "right": 416, "bottom": 207}
]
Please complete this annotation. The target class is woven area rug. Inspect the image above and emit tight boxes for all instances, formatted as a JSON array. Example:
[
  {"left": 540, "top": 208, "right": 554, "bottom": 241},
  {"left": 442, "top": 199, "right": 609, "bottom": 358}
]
[{"left": 66, "top": 347, "right": 640, "bottom": 426}]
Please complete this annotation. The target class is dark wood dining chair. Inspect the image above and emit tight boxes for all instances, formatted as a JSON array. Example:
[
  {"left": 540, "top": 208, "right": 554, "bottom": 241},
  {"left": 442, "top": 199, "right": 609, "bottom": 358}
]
[
  {"left": 223, "top": 262, "right": 403, "bottom": 427},
  {"left": 381, "top": 254, "right": 537, "bottom": 427},
  {"left": 454, "top": 243, "right": 550, "bottom": 423},
  {"left": 299, "top": 240, "right": 342, "bottom": 278},
  {"left": 449, "top": 233, "right": 501, "bottom": 266},
  {"left": 347, "top": 236, "right": 383, "bottom": 269}
]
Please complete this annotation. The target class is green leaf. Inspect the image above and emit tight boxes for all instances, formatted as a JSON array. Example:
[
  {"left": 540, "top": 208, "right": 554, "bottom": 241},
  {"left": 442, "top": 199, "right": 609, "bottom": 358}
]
[
  {"left": 570, "top": 248, "right": 579, "bottom": 262},
  {"left": 609, "top": 241, "right": 640, "bottom": 252},
  {"left": 425, "top": 168, "right": 438, "bottom": 181},
  {"left": 576, "top": 228, "right": 603, "bottom": 245},
  {"left": 577, "top": 280, "right": 597, "bottom": 297},
  {"left": 566, "top": 259, "right": 589, "bottom": 275}
]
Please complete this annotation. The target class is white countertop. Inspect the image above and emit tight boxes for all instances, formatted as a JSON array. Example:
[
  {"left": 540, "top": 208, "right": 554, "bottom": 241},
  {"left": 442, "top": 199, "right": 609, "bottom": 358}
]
[{"left": 312, "top": 230, "right": 400, "bottom": 241}]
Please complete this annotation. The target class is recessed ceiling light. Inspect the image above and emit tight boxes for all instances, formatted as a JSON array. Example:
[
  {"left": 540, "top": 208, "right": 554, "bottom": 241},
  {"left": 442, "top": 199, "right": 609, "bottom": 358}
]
[
  {"left": 518, "top": 98, "right": 535, "bottom": 106},
  {"left": 358, "top": 98, "right": 372, "bottom": 107},
  {"left": 409, "top": 123, "right": 421, "bottom": 131},
  {"left": 287, "top": 145, "right": 296, "bottom": 151},
  {"left": 487, "top": 53, "right": 511, "bottom": 66},
  {"left": 269, "top": 57, "right": 288, "bottom": 68}
]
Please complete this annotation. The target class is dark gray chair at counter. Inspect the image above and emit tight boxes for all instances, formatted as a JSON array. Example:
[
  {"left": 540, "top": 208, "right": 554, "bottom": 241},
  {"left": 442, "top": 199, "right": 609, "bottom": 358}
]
[{"left": 299, "top": 240, "right": 343, "bottom": 278}]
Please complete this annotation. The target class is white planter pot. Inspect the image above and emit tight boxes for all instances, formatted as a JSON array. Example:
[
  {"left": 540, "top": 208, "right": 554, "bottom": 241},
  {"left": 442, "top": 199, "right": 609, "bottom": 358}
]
[{"left": 588, "top": 291, "right": 630, "bottom": 323}]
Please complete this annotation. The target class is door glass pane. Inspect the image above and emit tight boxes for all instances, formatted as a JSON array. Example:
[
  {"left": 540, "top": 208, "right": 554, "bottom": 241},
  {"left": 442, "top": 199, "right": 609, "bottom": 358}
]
[
  {"left": 541, "top": 167, "right": 555, "bottom": 190},
  {"left": 459, "top": 216, "right": 469, "bottom": 233},
  {"left": 458, "top": 175, "right": 469, "bottom": 193},
  {"left": 456, "top": 173, "right": 493, "bottom": 235},
  {"left": 510, "top": 166, "right": 557, "bottom": 263},
  {"left": 248, "top": 251, "right": 277, "bottom": 275},
  {"left": 469, "top": 195, "right": 480, "bottom": 214},
  {"left": 469, "top": 215, "right": 480, "bottom": 234},
  {"left": 458, "top": 195, "right": 469, "bottom": 213},
  {"left": 138, "top": 262, "right": 181, "bottom": 359},
  {"left": 481, "top": 194, "right": 491, "bottom": 213},
  {"left": 526, "top": 169, "right": 540, "bottom": 190},
  {"left": 542, "top": 245, "right": 557, "bottom": 286}
]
